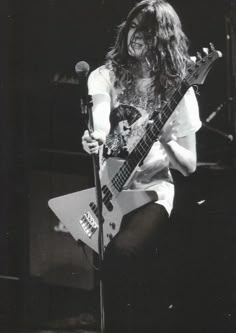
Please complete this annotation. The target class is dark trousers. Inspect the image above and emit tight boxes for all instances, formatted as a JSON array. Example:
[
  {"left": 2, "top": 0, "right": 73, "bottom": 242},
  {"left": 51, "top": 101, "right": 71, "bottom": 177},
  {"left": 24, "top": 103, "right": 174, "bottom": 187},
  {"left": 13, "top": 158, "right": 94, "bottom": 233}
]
[{"left": 102, "top": 202, "right": 169, "bottom": 333}]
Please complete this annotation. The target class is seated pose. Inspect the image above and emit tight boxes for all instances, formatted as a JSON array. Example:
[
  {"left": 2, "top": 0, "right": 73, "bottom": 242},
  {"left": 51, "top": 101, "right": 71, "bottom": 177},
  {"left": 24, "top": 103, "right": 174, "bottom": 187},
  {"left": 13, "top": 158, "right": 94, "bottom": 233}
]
[{"left": 82, "top": 1, "right": 201, "bottom": 332}]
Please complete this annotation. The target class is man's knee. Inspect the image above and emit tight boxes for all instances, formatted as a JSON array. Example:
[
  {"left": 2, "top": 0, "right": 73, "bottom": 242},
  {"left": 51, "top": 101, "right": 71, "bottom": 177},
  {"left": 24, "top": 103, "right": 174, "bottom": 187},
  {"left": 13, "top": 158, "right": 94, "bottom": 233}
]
[{"left": 104, "top": 233, "right": 136, "bottom": 264}]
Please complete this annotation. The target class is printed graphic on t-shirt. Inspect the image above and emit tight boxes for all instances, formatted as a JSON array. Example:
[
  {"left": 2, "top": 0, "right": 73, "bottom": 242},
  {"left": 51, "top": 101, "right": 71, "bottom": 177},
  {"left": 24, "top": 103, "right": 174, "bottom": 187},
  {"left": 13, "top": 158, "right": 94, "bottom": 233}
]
[{"left": 103, "top": 104, "right": 149, "bottom": 159}]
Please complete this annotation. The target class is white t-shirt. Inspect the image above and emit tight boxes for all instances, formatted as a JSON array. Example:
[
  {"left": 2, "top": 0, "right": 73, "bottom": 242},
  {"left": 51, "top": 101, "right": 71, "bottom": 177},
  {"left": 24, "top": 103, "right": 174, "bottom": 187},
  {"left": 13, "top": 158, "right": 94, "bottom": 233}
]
[{"left": 88, "top": 65, "right": 202, "bottom": 215}]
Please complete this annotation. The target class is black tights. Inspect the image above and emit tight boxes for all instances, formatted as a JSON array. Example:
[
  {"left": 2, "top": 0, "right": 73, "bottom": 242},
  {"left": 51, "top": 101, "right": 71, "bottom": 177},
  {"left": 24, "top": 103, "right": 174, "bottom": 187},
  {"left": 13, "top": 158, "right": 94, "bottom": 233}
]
[{"left": 102, "top": 202, "right": 169, "bottom": 333}]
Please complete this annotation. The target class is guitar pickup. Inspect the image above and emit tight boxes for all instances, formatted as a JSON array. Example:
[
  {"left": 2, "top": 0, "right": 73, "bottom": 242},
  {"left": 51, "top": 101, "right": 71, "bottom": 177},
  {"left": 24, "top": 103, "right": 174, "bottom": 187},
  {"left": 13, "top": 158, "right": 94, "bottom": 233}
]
[{"left": 79, "top": 211, "right": 98, "bottom": 238}]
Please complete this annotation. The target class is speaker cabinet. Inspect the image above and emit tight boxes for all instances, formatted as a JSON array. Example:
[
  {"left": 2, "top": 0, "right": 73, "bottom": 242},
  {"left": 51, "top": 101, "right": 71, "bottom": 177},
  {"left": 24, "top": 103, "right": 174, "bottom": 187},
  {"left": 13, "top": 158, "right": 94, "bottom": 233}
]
[{"left": 28, "top": 162, "right": 95, "bottom": 290}]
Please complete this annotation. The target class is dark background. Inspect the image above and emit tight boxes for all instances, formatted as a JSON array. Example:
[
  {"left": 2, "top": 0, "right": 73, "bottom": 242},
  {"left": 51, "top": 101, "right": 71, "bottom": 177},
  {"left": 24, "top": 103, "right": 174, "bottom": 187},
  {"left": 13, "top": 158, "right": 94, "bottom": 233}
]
[{"left": 0, "top": 0, "right": 236, "bottom": 332}]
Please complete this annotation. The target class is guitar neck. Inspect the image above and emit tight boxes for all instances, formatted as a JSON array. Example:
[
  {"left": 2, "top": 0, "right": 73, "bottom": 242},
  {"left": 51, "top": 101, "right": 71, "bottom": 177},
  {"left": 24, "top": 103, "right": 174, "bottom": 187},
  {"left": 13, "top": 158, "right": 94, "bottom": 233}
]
[{"left": 111, "top": 79, "right": 190, "bottom": 192}]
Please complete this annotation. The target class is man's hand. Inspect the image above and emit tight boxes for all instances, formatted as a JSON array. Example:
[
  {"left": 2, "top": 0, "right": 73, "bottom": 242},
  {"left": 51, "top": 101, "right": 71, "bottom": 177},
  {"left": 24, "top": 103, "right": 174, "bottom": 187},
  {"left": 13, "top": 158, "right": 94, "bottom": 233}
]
[{"left": 81, "top": 129, "right": 106, "bottom": 154}]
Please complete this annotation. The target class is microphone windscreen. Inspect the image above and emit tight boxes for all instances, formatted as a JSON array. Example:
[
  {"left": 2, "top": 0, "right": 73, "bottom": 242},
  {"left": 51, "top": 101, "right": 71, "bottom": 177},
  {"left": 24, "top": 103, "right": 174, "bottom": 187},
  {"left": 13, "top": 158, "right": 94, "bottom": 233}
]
[{"left": 75, "top": 61, "right": 90, "bottom": 75}]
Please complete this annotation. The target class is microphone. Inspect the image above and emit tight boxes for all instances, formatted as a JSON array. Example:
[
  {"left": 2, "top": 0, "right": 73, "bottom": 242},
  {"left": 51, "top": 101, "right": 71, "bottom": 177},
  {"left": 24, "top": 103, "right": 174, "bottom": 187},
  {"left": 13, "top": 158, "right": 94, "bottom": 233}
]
[
  {"left": 75, "top": 60, "right": 90, "bottom": 77},
  {"left": 75, "top": 61, "right": 91, "bottom": 114},
  {"left": 205, "top": 97, "right": 235, "bottom": 124},
  {"left": 205, "top": 103, "right": 224, "bottom": 123}
]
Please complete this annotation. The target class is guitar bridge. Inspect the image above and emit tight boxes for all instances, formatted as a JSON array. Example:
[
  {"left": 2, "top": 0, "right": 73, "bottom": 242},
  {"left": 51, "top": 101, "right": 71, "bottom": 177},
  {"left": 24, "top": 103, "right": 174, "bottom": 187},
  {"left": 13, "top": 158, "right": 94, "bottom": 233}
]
[{"left": 79, "top": 211, "right": 98, "bottom": 238}]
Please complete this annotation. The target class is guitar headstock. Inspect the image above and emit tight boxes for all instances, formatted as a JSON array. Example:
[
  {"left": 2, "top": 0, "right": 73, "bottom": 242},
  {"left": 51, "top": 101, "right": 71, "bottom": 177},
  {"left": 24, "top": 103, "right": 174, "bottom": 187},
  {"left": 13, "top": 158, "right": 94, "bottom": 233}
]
[{"left": 186, "top": 43, "right": 222, "bottom": 86}]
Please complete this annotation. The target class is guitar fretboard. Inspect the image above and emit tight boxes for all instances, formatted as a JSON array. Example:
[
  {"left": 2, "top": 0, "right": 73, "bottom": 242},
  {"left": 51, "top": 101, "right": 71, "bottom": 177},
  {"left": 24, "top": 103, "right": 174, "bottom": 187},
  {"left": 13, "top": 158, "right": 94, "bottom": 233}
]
[{"left": 111, "top": 79, "right": 190, "bottom": 192}]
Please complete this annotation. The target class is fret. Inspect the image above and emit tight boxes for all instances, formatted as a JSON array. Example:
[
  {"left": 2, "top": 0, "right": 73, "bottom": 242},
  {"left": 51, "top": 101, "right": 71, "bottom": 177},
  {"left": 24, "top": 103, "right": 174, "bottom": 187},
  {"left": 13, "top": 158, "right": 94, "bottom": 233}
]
[
  {"left": 111, "top": 175, "right": 121, "bottom": 190},
  {"left": 130, "top": 148, "right": 144, "bottom": 163},
  {"left": 112, "top": 177, "right": 123, "bottom": 192},
  {"left": 111, "top": 160, "right": 136, "bottom": 192},
  {"left": 137, "top": 141, "right": 148, "bottom": 155}
]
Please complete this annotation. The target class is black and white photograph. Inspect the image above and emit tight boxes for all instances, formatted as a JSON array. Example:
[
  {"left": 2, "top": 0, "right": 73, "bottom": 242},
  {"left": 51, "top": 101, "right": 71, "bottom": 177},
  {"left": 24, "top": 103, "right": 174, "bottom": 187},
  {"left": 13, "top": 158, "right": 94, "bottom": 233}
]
[{"left": 1, "top": 1, "right": 236, "bottom": 332}]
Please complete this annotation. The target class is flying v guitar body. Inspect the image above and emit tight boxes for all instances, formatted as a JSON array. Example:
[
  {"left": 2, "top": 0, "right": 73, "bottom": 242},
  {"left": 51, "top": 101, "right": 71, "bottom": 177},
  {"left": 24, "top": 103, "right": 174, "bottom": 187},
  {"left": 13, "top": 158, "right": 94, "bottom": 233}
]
[{"left": 48, "top": 158, "right": 157, "bottom": 253}]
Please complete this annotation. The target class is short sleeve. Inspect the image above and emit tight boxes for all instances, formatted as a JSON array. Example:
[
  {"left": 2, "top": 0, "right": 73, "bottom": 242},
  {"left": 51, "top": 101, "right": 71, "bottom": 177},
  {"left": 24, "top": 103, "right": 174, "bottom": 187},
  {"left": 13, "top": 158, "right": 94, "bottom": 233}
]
[
  {"left": 172, "top": 87, "right": 202, "bottom": 138},
  {"left": 88, "top": 66, "right": 112, "bottom": 99}
]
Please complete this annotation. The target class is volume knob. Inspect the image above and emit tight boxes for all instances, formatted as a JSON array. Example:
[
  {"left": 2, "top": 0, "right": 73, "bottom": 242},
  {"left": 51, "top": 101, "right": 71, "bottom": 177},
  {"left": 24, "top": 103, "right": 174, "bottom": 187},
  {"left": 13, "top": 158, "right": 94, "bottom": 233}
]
[
  {"left": 109, "top": 222, "right": 116, "bottom": 230},
  {"left": 107, "top": 233, "right": 113, "bottom": 241}
]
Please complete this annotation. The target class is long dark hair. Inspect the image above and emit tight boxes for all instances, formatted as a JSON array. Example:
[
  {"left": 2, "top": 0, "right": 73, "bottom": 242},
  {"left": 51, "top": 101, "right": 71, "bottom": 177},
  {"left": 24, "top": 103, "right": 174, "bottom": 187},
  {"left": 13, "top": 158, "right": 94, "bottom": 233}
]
[{"left": 105, "top": 0, "right": 190, "bottom": 99}]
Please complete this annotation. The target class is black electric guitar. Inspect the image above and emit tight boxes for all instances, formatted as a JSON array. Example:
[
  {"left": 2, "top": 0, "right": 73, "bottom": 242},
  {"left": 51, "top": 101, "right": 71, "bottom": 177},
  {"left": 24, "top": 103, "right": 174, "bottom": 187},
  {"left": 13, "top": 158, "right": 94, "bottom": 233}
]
[{"left": 48, "top": 45, "right": 222, "bottom": 253}]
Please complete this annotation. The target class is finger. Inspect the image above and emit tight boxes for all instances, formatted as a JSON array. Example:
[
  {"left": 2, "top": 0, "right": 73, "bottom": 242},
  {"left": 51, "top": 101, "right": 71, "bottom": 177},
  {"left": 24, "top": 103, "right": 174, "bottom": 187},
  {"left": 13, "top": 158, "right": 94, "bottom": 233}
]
[
  {"left": 87, "top": 142, "right": 99, "bottom": 149},
  {"left": 82, "top": 131, "right": 93, "bottom": 143},
  {"left": 90, "top": 147, "right": 99, "bottom": 154},
  {"left": 88, "top": 141, "right": 99, "bottom": 153},
  {"left": 82, "top": 140, "right": 99, "bottom": 154},
  {"left": 85, "top": 145, "right": 99, "bottom": 154},
  {"left": 82, "top": 129, "right": 89, "bottom": 139}
]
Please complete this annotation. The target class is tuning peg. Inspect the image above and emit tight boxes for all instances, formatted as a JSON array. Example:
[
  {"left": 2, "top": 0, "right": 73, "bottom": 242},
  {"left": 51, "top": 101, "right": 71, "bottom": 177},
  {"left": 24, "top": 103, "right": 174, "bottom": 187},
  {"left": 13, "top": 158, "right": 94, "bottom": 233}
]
[
  {"left": 209, "top": 43, "right": 215, "bottom": 51},
  {"left": 196, "top": 52, "right": 202, "bottom": 60},
  {"left": 202, "top": 47, "right": 209, "bottom": 55}
]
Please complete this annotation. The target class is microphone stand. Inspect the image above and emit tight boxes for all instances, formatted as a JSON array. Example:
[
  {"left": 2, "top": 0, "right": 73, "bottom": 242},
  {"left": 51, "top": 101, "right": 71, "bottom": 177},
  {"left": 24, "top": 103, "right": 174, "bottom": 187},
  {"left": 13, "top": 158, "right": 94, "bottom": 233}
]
[
  {"left": 76, "top": 59, "right": 105, "bottom": 332},
  {"left": 202, "top": 97, "right": 235, "bottom": 143},
  {"left": 82, "top": 96, "right": 106, "bottom": 333},
  {"left": 202, "top": 122, "right": 233, "bottom": 142}
]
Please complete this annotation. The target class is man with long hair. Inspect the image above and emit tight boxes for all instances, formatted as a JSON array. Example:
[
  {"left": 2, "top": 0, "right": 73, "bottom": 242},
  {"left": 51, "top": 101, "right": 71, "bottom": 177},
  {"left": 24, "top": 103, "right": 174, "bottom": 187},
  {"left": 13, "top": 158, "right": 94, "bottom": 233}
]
[{"left": 82, "top": 0, "right": 201, "bottom": 332}]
